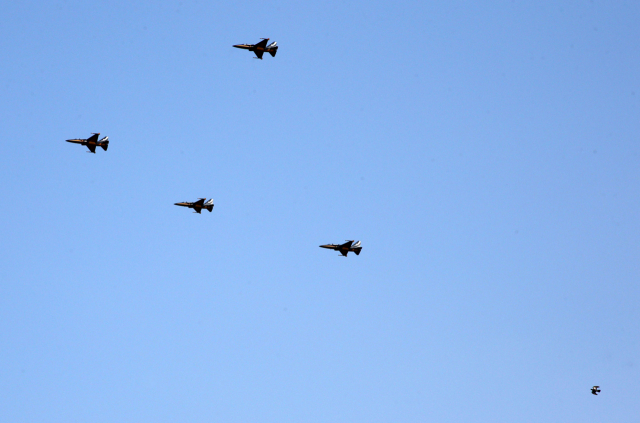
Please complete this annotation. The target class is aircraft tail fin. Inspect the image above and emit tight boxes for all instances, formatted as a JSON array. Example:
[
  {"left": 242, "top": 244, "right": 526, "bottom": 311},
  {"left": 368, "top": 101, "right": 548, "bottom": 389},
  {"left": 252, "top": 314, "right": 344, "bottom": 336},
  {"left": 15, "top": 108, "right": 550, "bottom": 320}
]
[{"left": 99, "top": 136, "right": 109, "bottom": 151}]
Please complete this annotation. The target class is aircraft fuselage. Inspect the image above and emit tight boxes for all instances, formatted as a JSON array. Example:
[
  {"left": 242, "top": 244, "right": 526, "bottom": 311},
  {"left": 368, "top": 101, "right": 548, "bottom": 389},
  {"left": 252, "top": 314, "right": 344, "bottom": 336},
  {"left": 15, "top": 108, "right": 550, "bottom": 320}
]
[
  {"left": 175, "top": 202, "right": 195, "bottom": 208},
  {"left": 320, "top": 244, "right": 342, "bottom": 251},
  {"left": 320, "top": 244, "right": 352, "bottom": 254},
  {"left": 233, "top": 44, "right": 255, "bottom": 51},
  {"left": 233, "top": 44, "right": 275, "bottom": 53},
  {"left": 66, "top": 139, "right": 91, "bottom": 145}
]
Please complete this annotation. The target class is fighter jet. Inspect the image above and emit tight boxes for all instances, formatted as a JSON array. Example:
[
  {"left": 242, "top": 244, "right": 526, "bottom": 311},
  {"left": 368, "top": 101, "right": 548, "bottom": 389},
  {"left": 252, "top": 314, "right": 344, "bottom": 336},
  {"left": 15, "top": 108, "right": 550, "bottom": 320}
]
[
  {"left": 233, "top": 38, "right": 278, "bottom": 59},
  {"left": 66, "top": 133, "right": 109, "bottom": 153},
  {"left": 319, "top": 240, "right": 362, "bottom": 257},
  {"left": 174, "top": 198, "right": 214, "bottom": 214},
  {"left": 591, "top": 386, "right": 601, "bottom": 395}
]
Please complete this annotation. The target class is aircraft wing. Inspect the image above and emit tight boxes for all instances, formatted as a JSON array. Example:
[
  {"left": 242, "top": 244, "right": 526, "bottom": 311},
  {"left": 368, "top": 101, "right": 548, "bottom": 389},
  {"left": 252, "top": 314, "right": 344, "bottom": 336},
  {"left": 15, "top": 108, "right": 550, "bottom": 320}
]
[
  {"left": 254, "top": 50, "right": 264, "bottom": 59},
  {"left": 341, "top": 240, "right": 354, "bottom": 249},
  {"left": 86, "top": 144, "right": 96, "bottom": 153},
  {"left": 194, "top": 198, "right": 206, "bottom": 206},
  {"left": 86, "top": 133, "right": 100, "bottom": 143},
  {"left": 255, "top": 38, "right": 269, "bottom": 49},
  {"left": 340, "top": 250, "right": 349, "bottom": 256},
  {"left": 193, "top": 207, "right": 202, "bottom": 214}
]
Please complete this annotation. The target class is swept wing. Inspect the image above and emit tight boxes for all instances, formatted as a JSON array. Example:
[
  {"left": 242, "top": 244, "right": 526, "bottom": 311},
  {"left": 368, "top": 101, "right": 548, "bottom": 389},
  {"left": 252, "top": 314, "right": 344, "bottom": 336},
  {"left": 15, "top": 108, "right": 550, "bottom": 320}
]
[
  {"left": 341, "top": 240, "right": 354, "bottom": 249},
  {"left": 86, "top": 133, "right": 100, "bottom": 143},
  {"left": 192, "top": 198, "right": 205, "bottom": 214},
  {"left": 255, "top": 38, "right": 269, "bottom": 49}
]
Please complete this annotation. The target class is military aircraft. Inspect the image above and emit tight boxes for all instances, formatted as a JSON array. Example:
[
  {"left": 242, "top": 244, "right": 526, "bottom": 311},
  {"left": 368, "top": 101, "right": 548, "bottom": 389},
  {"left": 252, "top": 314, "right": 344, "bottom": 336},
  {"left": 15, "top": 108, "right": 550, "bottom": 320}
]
[
  {"left": 66, "top": 133, "right": 109, "bottom": 153},
  {"left": 591, "top": 386, "right": 601, "bottom": 395},
  {"left": 233, "top": 38, "right": 278, "bottom": 59},
  {"left": 174, "top": 198, "right": 214, "bottom": 214},
  {"left": 319, "top": 240, "right": 362, "bottom": 257}
]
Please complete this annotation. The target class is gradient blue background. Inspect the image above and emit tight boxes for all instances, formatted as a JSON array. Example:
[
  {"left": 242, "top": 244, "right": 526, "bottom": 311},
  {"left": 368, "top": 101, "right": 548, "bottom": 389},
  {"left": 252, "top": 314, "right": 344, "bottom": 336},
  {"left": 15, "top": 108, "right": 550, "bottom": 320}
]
[{"left": 1, "top": 1, "right": 639, "bottom": 422}]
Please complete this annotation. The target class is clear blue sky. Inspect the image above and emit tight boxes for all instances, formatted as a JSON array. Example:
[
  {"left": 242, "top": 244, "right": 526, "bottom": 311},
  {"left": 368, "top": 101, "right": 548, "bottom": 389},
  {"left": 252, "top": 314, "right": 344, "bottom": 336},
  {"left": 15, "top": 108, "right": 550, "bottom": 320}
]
[{"left": 1, "top": 1, "right": 639, "bottom": 422}]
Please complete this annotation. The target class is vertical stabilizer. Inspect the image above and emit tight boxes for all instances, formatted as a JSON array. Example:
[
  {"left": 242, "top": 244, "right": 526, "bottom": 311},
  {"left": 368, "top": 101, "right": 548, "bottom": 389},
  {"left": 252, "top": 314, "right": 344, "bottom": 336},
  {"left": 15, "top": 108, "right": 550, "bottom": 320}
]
[
  {"left": 268, "top": 43, "right": 278, "bottom": 57},
  {"left": 99, "top": 136, "right": 109, "bottom": 151}
]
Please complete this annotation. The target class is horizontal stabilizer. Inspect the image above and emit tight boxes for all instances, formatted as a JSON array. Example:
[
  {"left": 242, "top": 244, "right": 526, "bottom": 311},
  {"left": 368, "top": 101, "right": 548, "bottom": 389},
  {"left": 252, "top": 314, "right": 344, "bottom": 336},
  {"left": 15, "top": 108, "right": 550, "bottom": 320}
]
[
  {"left": 269, "top": 46, "right": 278, "bottom": 57},
  {"left": 353, "top": 248, "right": 362, "bottom": 255}
]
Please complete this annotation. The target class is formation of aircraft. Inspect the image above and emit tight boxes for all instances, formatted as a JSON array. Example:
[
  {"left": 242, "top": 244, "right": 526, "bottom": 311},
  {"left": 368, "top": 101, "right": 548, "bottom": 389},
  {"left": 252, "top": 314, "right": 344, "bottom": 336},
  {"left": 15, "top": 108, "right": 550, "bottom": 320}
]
[
  {"left": 174, "top": 198, "right": 214, "bottom": 214},
  {"left": 66, "top": 133, "right": 109, "bottom": 153},
  {"left": 319, "top": 240, "right": 362, "bottom": 257},
  {"left": 233, "top": 38, "right": 278, "bottom": 59},
  {"left": 60, "top": 33, "right": 616, "bottom": 408}
]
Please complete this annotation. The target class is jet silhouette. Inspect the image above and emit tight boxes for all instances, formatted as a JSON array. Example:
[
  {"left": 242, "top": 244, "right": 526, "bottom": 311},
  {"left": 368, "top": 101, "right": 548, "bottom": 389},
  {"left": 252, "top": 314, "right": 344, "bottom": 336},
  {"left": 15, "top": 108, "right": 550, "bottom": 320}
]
[
  {"left": 320, "top": 240, "right": 362, "bottom": 257},
  {"left": 233, "top": 38, "right": 278, "bottom": 59},
  {"left": 174, "top": 198, "right": 214, "bottom": 214},
  {"left": 66, "top": 133, "right": 109, "bottom": 153},
  {"left": 591, "top": 386, "right": 601, "bottom": 395}
]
